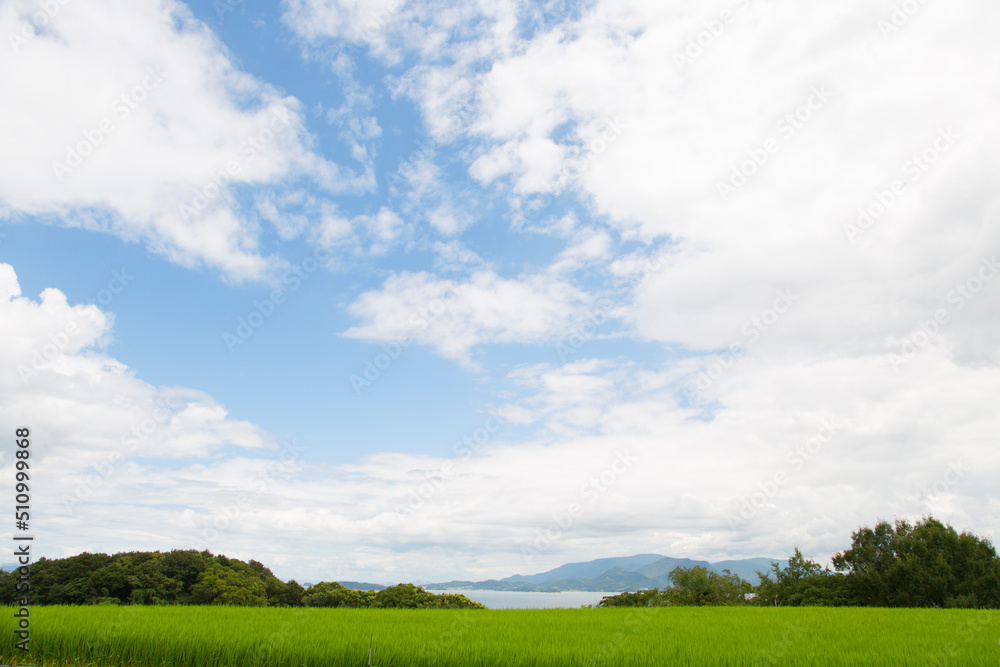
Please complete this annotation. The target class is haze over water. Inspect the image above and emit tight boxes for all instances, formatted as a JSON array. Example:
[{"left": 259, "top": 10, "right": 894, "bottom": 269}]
[{"left": 427, "top": 590, "right": 617, "bottom": 610}]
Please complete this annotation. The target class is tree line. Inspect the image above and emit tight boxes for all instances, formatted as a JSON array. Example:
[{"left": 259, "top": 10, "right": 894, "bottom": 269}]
[
  {"left": 600, "top": 517, "right": 1000, "bottom": 608},
  {"left": 0, "top": 549, "right": 483, "bottom": 609},
  {"left": 3, "top": 516, "right": 995, "bottom": 609}
]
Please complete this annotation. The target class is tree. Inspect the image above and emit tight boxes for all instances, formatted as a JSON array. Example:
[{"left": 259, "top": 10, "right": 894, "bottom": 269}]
[
  {"left": 160, "top": 550, "right": 212, "bottom": 595},
  {"left": 370, "top": 584, "right": 485, "bottom": 609},
  {"left": 302, "top": 582, "right": 364, "bottom": 608},
  {"left": 663, "top": 566, "right": 751, "bottom": 606},
  {"left": 86, "top": 559, "right": 134, "bottom": 603},
  {"left": 29, "top": 553, "right": 114, "bottom": 604},
  {"left": 265, "top": 577, "right": 305, "bottom": 607},
  {"left": 0, "top": 550, "right": 409, "bottom": 608},
  {"left": 754, "top": 549, "right": 848, "bottom": 606},
  {"left": 430, "top": 592, "right": 487, "bottom": 609},
  {"left": 833, "top": 516, "right": 1000, "bottom": 608},
  {"left": 248, "top": 559, "right": 277, "bottom": 580},
  {"left": 132, "top": 555, "right": 183, "bottom": 604},
  {"left": 299, "top": 582, "right": 484, "bottom": 609},
  {"left": 373, "top": 583, "right": 440, "bottom": 609},
  {"left": 598, "top": 589, "right": 661, "bottom": 607},
  {"left": 189, "top": 562, "right": 268, "bottom": 606},
  {"left": 598, "top": 567, "right": 751, "bottom": 607}
]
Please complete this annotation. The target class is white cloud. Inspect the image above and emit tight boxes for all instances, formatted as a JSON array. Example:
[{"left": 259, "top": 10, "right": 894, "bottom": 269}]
[
  {"left": 181, "top": 347, "right": 998, "bottom": 581},
  {"left": 492, "top": 352, "right": 1000, "bottom": 565},
  {"left": 1, "top": 0, "right": 997, "bottom": 587},
  {"left": 434, "top": 0, "right": 1000, "bottom": 360},
  {"left": 390, "top": 153, "right": 482, "bottom": 238},
  {"left": 279, "top": 0, "right": 1000, "bottom": 577},
  {"left": 312, "top": 204, "right": 411, "bottom": 256},
  {"left": 289, "top": 0, "right": 1000, "bottom": 364},
  {"left": 282, "top": 0, "right": 407, "bottom": 55},
  {"left": 427, "top": 203, "right": 473, "bottom": 236},
  {"left": 254, "top": 191, "right": 312, "bottom": 241},
  {"left": 291, "top": 0, "right": 1000, "bottom": 394},
  {"left": 2, "top": 263, "right": 998, "bottom": 584},
  {"left": 283, "top": 0, "right": 523, "bottom": 136},
  {"left": 316, "top": 206, "right": 355, "bottom": 248},
  {"left": 431, "top": 240, "right": 483, "bottom": 272},
  {"left": 549, "top": 227, "right": 613, "bottom": 274},
  {"left": 364, "top": 207, "right": 407, "bottom": 248},
  {"left": 521, "top": 211, "right": 579, "bottom": 238},
  {"left": 0, "top": 263, "right": 289, "bottom": 556},
  {"left": 0, "top": 265, "right": 272, "bottom": 458},
  {"left": 0, "top": 0, "right": 369, "bottom": 281},
  {"left": 343, "top": 269, "right": 591, "bottom": 367}
]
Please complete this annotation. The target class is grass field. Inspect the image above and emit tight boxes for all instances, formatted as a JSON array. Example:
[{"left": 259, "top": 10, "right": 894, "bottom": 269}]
[{"left": 2, "top": 605, "right": 998, "bottom": 667}]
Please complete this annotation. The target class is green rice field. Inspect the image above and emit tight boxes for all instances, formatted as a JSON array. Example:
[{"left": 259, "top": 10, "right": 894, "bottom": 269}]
[{"left": 2, "top": 605, "right": 998, "bottom": 667}]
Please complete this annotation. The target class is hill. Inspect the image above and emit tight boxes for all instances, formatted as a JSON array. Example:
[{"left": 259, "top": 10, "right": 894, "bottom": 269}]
[
  {"left": 426, "top": 554, "right": 785, "bottom": 591},
  {"left": 337, "top": 581, "right": 387, "bottom": 591}
]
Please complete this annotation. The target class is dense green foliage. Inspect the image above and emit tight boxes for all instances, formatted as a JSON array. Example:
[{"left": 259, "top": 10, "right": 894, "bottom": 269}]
[
  {"left": 832, "top": 517, "right": 1000, "bottom": 608},
  {"left": 601, "top": 517, "right": 1000, "bottom": 609},
  {"left": 598, "top": 566, "right": 751, "bottom": 607},
  {"left": 0, "top": 549, "right": 482, "bottom": 610},
  {"left": 753, "top": 548, "right": 852, "bottom": 607},
  {"left": 2, "top": 605, "right": 997, "bottom": 667},
  {"left": 3, "top": 516, "right": 996, "bottom": 614},
  {"left": 759, "top": 517, "right": 1000, "bottom": 608},
  {"left": 302, "top": 582, "right": 485, "bottom": 609}
]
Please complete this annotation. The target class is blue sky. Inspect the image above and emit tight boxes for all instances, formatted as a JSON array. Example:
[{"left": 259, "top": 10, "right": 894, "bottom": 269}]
[{"left": 2, "top": 0, "right": 999, "bottom": 584}]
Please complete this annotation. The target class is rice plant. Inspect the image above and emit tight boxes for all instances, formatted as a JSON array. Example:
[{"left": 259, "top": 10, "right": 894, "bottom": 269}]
[{"left": 1, "top": 605, "right": 998, "bottom": 666}]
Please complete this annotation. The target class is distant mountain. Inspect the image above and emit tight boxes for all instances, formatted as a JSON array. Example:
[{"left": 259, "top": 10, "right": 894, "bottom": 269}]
[
  {"left": 301, "top": 581, "right": 386, "bottom": 591},
  {"left": 501, "top": 554, "right": 664, "bottom": 584},
  {"left": 711, "top": 558, "right": 783, "bottom": 584},
  {"left": 636, "top": 557, "right": 714, "bottom": 580},
  {"left": 573, "top": 566, "right": 659, "bottom": 591},
  {"left": 424, "top": 579, "right": 541, "bottom": 592},
  {"left": 425, "top": 554, "right": 785, "bottom": 592},
  {"left": 338, "top": 581, "right": 387, "bottom": 591}
]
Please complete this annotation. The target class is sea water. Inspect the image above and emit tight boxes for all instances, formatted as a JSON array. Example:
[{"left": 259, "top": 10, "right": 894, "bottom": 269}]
[{"left": 426, "top": 590, "right": 618, "bottom": 609}]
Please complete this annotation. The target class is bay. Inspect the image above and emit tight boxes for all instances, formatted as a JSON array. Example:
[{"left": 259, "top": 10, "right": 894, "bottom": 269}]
[{"left": 426, "top": 589, "right": 617, "bottom": 609}]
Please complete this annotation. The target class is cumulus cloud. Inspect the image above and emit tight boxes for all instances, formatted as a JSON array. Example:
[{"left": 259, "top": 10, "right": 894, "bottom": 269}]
[
  {"left": 2, "top": 263, "right": 998, "bottom": 583},
  {"left": 312, "top": 204, "right": 410, "bottom": 256},
  {"left": 280, "top": 0, "right": 1000, "bottom": 572},
  {"left": 0, "top": 0, "right": 369, "bottom": 281},
  {"left": 343, "top": 268, "right": 592, "bottom": 367},
  {"left": 0, "top": 263, "right": 279, "bottom": 549},
  {"left": 393, "top": 0, "right": 1000, "bottom": 363},
  {"left": 491, "top": 352, "right": 1000, "bottom": 567},
  {"left": 289, "top": 0, "right": 1000, "bottom": 359},
  {"left": 1, "top": 0, "right": 998, "bottom": 586}
]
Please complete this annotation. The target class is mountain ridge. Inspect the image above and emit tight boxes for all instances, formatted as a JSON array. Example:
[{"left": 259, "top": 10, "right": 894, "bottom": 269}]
[{"left": 424, "top": 554, "right": 785, "bottom": 592}]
